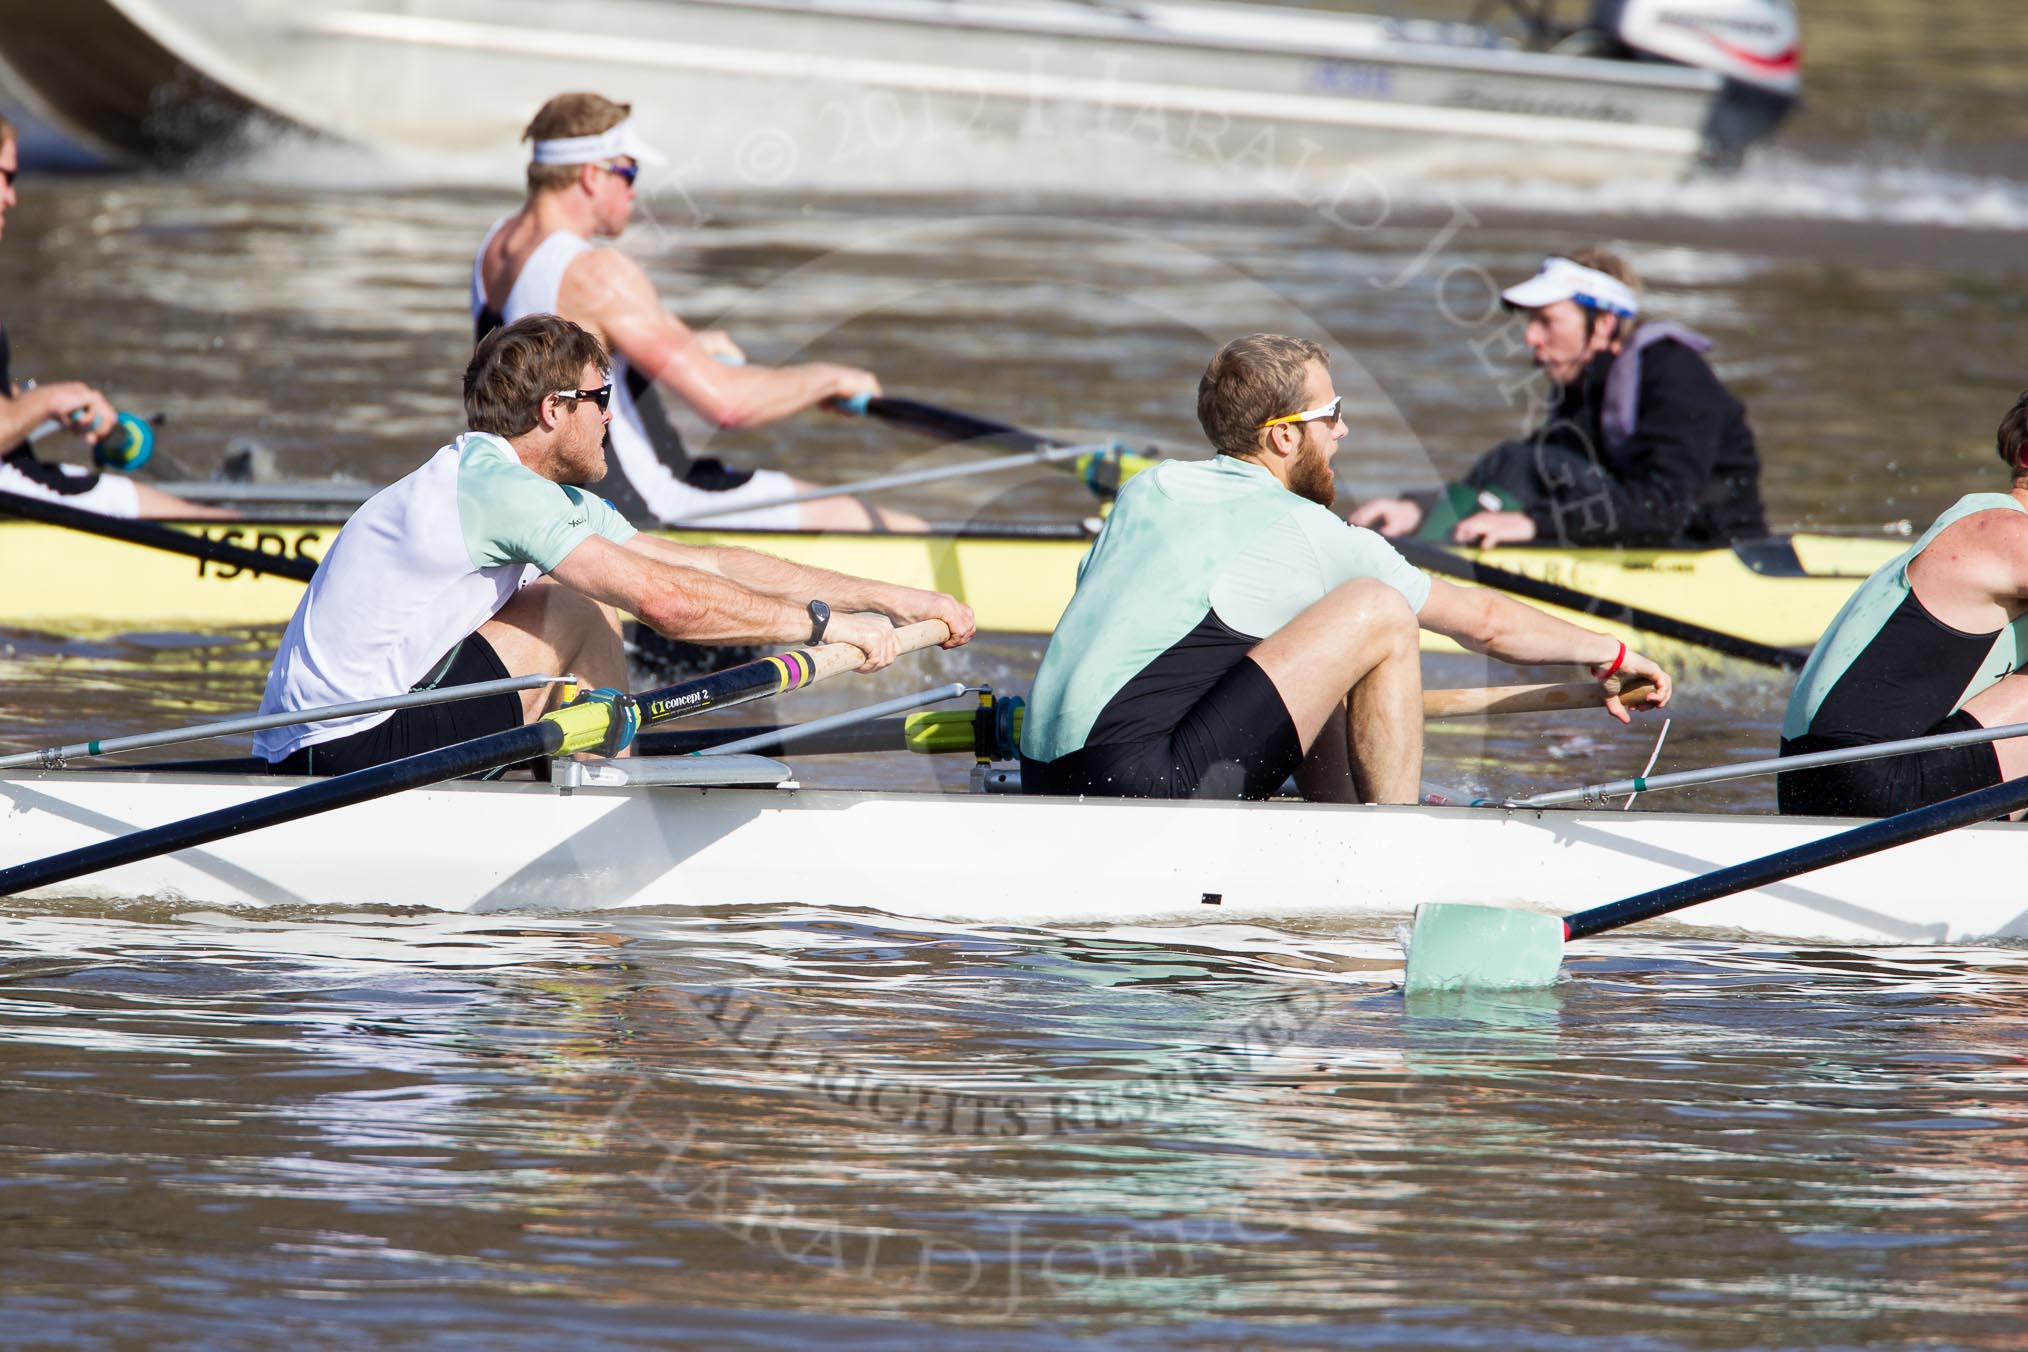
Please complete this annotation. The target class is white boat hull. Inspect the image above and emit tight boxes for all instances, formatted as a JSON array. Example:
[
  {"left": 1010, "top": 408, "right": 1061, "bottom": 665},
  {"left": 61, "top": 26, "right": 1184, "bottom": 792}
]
[
  {"left": 0, "top": 0, "right": 1765, "bottom": 186},
  {"left": 2, "top": 769, "right": 2020, "bottom": 946}
]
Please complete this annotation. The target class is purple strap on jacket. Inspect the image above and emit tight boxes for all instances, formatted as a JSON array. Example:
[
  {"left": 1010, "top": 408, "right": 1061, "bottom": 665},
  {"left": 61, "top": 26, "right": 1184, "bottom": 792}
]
[{"left": 1601, "top": 322, "right": 1713, "bottom": 454}]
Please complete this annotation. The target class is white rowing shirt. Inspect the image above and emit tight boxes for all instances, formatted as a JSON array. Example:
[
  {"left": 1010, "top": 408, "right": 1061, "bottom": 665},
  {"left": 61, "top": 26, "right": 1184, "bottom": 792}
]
[
  {"left": 253, "top": 432, "right": 635, "bottom": 761},
  {"left": 470, "top": 220, "right": 798, "bottom": 527},
  {"left": 0, "top": 453, "right": 139, "bottom": 516}
]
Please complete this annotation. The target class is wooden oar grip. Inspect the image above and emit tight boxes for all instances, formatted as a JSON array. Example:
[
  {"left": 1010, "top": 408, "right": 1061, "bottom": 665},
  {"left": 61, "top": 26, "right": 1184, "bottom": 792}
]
[
  {"left": 803, "top": 619, "right": 953, "bottom": 682},
  {"left": 893, "top": 618, "right": 954, "bottom": 653},
  {"left": 1423, "top": 675, "right": 1658, "bottom": 719}
]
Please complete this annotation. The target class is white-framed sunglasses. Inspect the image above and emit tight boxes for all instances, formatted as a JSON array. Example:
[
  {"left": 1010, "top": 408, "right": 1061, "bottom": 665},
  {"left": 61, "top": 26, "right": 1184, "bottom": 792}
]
[{"left": 1258, "top": 395, "right": 1343, "bottom": 430}]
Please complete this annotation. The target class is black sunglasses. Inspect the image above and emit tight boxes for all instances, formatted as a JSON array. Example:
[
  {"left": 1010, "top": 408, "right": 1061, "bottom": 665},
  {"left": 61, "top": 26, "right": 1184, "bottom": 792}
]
[{"left": 552, "top": 383, "right": 612, "bottom": 412}]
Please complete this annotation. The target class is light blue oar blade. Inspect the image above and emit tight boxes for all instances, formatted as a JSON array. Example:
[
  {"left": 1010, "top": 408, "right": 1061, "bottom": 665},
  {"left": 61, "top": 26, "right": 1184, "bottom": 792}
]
[{"left": 1402, "top": 903, "right": 1565, "bottom": 994}]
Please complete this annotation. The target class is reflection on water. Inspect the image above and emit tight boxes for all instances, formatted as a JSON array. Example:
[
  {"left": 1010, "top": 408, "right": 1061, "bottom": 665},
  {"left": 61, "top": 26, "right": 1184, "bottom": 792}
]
[{"left": 4, "top": 907, "right": 2026, "bottom": 1346}]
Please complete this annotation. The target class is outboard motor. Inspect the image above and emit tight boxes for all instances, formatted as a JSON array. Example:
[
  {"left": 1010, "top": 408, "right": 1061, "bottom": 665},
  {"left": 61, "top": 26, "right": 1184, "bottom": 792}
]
[
  {"left": 1592, "top": 0, "right": 1799, "bottom": 96},
  {"left": 1590, "top": 0, "right": 1800, "bottom": 162}
]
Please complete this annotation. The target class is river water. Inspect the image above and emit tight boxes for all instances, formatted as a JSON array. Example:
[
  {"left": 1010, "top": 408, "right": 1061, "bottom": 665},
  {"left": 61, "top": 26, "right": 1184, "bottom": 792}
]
[{"left": 5, "top": 1, "right": 2028, "bottom": 1346}]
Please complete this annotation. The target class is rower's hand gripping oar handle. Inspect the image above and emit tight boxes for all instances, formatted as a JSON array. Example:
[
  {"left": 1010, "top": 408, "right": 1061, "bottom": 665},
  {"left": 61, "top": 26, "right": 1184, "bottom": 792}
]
[
  {"left": 557, "top": 619, "right": 956, "bottom": 758},
  {"left": 765, "top": 618, "right": 954, "bottom": 689}
]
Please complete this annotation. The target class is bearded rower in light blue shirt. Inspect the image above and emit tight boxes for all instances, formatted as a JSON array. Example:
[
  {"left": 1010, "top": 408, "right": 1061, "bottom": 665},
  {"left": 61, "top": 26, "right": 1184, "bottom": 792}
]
[{"left": 1020, "top": 334, "right": 1670, "bottom": 804}]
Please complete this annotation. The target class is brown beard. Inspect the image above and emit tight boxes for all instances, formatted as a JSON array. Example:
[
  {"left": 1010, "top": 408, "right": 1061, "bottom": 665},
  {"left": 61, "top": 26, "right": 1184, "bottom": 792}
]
[{"left": 1287, "top": 437, "right": 1336, "bottom": 507}]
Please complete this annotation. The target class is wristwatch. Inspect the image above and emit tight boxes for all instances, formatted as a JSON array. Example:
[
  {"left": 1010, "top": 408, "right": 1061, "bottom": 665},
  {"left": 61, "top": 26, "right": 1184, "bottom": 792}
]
[{"left": 806, "top": 599, "right": 831, "bottom": 644}]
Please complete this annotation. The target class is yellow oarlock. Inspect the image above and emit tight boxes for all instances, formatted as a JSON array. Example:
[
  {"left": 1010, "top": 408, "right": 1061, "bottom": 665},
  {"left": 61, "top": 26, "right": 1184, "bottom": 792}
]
[{"left": 542, "top": 688, "right": 640, "bottom": 758}]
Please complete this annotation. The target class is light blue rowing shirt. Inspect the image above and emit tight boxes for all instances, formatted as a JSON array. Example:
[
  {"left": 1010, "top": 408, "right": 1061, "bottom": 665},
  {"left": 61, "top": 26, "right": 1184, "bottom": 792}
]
[
  {"left": 1021, "top": 455, "right": 1429, "bottom": 763},
  {"left": 1783, "top": 492, "right": 2028, "bottom": 741}
]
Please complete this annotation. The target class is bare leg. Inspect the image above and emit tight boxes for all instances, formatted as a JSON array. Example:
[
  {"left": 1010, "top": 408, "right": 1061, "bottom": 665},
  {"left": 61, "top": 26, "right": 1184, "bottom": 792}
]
[
  {"left": 1954, "top": 671, "right": 2028, "bottom": 782},
  {"left": 1292, "top": 701, "right": 1353, "bottom": 802},
  {"left": 478, "top": 579, "right": 629, "bottom": 724},
  {"left": 1247, "top": 578, "right": 1423, "bottom": 804}
]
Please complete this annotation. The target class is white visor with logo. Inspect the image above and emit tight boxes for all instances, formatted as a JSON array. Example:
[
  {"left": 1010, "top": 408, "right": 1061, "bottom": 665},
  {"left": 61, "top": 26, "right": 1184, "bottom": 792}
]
[{"left": 1499, "top": 257, "right": 1640, "bottom": 318}]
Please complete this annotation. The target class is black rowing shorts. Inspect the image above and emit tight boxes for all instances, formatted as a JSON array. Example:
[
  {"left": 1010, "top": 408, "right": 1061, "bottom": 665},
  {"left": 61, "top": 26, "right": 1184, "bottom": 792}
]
[
  {"left": 266, "top": 635, "right": 524, "bottom": 777},
  {"left": 682, "top": 457, "right": 758, "bottom": 492},
  {"left": 1777, "top": 708, "right": 2003, "bottom": 817},
  {"left": 1021, "top": 656, "right": 1303, "bottom": 801}
]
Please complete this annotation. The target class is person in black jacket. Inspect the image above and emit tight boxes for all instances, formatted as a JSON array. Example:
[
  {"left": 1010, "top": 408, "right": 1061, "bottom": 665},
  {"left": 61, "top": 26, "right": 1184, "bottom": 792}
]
[{"left": 1351, "top": 248, "right": 1767, "bottom": 549}]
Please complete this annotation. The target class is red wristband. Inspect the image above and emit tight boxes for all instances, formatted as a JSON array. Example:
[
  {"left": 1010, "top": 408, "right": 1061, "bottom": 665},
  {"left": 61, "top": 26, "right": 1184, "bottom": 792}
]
[{"left": 1598, "top": 641, "right": 1626, "bottom": 681}]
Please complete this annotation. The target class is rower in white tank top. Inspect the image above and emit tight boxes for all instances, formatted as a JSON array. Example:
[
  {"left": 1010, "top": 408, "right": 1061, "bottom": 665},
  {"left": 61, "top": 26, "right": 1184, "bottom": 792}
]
[{"left": 471, "top": 219, "right": 802, "bottom": 529}]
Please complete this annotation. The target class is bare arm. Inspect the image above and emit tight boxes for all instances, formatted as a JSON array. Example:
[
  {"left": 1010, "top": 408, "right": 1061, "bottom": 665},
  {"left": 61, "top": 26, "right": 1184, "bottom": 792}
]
[
  {"left": 0, "top": 381, "right": 118, "bottom": 451},
  {"left": 1417, "top": 576, "right": 1671, "bottom": 721},
  {"left": 560, "top": 250, "right": 877, "bottom": 429},
  {"left": 1907, "top": 506, "right": 2028, "bottom": 631},
  {"left": 627, "top": 533, "right": 975, "bottom": 647},
  {"left": 549, "top": 534, "right": 907, "bottom": 671}
]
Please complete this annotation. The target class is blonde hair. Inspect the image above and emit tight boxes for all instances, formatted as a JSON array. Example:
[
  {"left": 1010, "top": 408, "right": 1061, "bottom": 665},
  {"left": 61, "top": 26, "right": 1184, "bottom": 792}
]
[{"left": 521, "top": 93, "right": 631, "bottom": 193}]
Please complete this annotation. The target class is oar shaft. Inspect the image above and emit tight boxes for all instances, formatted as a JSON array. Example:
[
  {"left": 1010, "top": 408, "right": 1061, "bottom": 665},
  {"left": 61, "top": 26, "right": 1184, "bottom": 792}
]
[
  {"left": 671, "top": 443, "right": 1108, "bottom": 523},
  {"left": 1563, "top": 772, "right": 2028, "bottom": 941},
  {"left": 0, "top": 674, "right": 569, "bottom": 771},
  {"left": 859, "top": 397, "right": 1057, "bottom": 453},
  {"left": 0, "top": 487, "right": 318, "bottom": 581},
  {"left": 1518, "top": 718, "right": 2028, "bottom": 807},
  {"left": 641, "top": 679, "right": 1635, "bottom": 756},
  {"left": 0, "top": 721, "right": 563, "bottom": 899},
  {"left": 1421, "top": 677, "right": 1655, "bottom": 719},
  {"left": 634, "top": 620, "right": 952, "bottom": 728},
  {"left": 850, "top": 397, "right": 1154, "bottom": 499},
  {"left": 695, "top": 683, "right": 970, "bottom": 756},
  {"left": 639, "top": 717, "right": 916, "bottom": 759},
  {"left": 1391, "top": 536, "right": 1806, "bottom": 671}
]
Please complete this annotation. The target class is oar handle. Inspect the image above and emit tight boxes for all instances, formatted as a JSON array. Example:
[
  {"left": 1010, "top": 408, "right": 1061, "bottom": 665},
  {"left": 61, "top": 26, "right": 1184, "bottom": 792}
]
[
  {"left": 800, "top": 618, "right": 952, "bottom": 683},
  {"left": 1563, "top": 770, "right": 2028, "bottom": 942},
  {"left": 1422, "top": 676, "right": 1657, "bottom": 719}
]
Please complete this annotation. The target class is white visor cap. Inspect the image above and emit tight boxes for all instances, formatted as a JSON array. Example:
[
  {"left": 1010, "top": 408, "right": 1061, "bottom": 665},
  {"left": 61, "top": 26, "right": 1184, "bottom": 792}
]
[
  {"left": 1499, "top": 257, "right": 1639, "bottom": 319},
  {"left": 529, "top": 116, "right": 668, "bottom": 167}
]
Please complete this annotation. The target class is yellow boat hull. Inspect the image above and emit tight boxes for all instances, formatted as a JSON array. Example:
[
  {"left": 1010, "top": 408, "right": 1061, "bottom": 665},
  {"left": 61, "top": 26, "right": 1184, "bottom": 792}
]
[{"left": 0, "top": 518, "right": 1904, "bottom": 652}]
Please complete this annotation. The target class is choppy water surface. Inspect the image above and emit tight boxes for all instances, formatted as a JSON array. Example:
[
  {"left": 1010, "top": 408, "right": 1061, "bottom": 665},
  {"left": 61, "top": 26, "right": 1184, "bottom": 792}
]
[
  {"left": 5, "top": 907, "right": 2028, "bottom": 1348},
  {"left": 6, "top": 2, "right": 2028, "bottom": 1346}
]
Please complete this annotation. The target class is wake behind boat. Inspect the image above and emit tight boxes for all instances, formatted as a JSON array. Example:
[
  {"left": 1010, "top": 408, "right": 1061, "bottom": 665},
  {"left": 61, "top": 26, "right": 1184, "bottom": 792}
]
[{"left": 0, "top": 0, "right": 1799, "bottom": 185}]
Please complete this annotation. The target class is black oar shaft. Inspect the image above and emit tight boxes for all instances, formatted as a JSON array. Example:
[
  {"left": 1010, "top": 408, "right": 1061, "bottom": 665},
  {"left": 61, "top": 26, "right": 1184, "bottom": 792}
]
[
  {"left": 0, "top": 487, "right": 319, "bottom": 582},
  {"left": 0, "top": 722, "right": 560, "bottom": 899},
  {"left": 1391, "top": 537, "right": 1806, "bottom": 671},
  {"left": 1564, "top": 774, "right": 2028, "bottom": 941},
  {"left": 636, "top": 649, "right": 824, "bottom": 727},
  {"left": 860, "top": 397, "right": 1057, "bottom": 453},
  {"left": 638, "top": 718, "right": 909, "bottom": 758}
]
